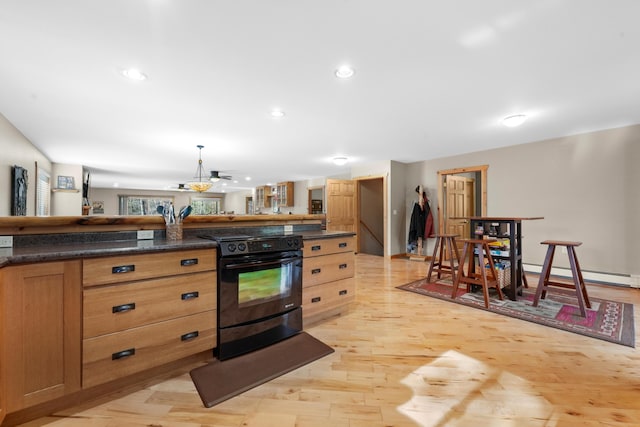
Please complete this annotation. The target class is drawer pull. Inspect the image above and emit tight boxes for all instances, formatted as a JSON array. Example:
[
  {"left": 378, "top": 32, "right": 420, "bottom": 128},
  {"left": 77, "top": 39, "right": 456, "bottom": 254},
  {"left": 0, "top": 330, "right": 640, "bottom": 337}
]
[
  {"left": 338, "top": 242, "right": 348, "bottom": 248},
  {"left": 181, "top": 258, "right": 199, "bottom": 266},
  {"left": 112, "top": 302, "right": 136, "bottom": 313},
  {"left": 112, "top": 264, "right": 135, "bottom": 274},
  {"left": 181, "top": 291, "right": 199, "bottom": 300},
  {"left": 112, "top": 348, "right": 135, "bottom": 360},
  {"left": 311, "top": 296, "right": 321, "bottom": 303},
  {"left": 311, "top": 245, "right": 321, "bottom": 251},
  {"left": 339, "top": 263, "right": 348, "bottom": 269},
  {"left": 311, "top": 268, "right": 321, "bottom": 274},
  {"left": 339, "top": 289, "right": 348, "bottom": 296},
  {"left": 181, "top": 331, "right": 199, "bottom": 341}
]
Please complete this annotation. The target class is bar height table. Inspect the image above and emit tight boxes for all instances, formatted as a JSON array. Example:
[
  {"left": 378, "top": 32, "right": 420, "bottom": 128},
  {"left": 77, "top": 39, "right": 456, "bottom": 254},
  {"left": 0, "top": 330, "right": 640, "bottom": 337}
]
[{"left": 461, "top": 217, "right": 543, "bottom": 301}]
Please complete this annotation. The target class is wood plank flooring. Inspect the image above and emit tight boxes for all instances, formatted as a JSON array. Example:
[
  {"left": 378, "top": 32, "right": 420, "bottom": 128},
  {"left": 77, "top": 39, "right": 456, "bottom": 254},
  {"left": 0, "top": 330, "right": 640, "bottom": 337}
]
[{"left": 17, "top": 254, "right": 640, "bottom": 427}]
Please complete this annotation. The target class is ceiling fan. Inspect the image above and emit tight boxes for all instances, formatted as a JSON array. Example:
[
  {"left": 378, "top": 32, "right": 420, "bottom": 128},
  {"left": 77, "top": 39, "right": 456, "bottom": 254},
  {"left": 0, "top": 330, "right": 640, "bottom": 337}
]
[{"left": 209, "top": 171, "right": 232, "bottom": 182}]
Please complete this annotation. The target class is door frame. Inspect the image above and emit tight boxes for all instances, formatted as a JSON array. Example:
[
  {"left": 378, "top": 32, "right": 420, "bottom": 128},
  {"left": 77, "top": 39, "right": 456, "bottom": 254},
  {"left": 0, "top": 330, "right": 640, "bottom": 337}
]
[{"left": 437, "top": 165, "right": 488, "bottom": 235}]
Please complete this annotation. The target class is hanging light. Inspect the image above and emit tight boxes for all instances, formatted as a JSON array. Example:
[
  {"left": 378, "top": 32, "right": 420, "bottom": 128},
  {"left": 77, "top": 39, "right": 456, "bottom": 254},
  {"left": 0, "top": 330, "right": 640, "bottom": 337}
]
[{"left": 187, "top": 145, "right": 213, "bottom": 192}]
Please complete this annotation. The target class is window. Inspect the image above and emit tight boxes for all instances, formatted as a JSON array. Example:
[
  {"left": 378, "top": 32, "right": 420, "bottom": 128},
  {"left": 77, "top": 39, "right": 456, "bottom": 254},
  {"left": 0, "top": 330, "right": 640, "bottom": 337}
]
[
  {"left": 118, "top": 195, "right": 173, "bottom": 215},
  {"left": 190, "top": 197, "right": 221, "bottom": 215},
  {"left": 36, "top": 163, "right": 51, "bottom": 216}
]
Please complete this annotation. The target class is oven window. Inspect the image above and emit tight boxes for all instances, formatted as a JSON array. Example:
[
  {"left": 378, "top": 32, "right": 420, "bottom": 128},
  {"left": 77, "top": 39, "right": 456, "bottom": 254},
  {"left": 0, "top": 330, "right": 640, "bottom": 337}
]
[{"left": 238, "top": 264, "right": 292, "bottom": 308}]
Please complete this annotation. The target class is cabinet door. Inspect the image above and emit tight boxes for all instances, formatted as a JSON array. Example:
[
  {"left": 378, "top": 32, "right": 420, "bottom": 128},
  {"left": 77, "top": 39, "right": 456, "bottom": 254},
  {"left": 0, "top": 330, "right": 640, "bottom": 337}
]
[{"left": 1, "top": 260, "right": 82, "bottom": 412}]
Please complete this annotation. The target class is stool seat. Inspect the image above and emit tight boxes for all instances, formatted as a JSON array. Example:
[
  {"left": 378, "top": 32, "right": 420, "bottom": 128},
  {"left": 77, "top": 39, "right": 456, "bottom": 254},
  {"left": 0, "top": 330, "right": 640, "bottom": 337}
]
[
  {"left": 532, "top": 240, "right": 590, "bottom": 317},
  {"left": 452, "top": 238, "right": 503, "bottom": 308},
  {"left": 426, "top": 234, "right": 460, "bottom": 283}
]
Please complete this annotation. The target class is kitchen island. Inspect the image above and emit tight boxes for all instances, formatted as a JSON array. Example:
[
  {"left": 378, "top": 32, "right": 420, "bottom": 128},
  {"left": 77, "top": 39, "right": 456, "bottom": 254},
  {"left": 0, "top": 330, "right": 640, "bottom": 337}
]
[{"left": 0, "top": 214, "right": 355, "bottom": 426}]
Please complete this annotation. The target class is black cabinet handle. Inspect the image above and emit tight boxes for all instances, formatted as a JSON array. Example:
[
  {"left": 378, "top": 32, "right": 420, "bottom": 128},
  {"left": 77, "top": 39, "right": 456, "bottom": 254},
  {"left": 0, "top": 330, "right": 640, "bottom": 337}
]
[
  {"left": 112, "top": 348, "right": 135, "bottom": 360},
  {"left": 181, "top": 291, "right": 199, "bottom": 300},
  {"left": 112, "top": 264, "right": 135, "bottom": 274},
  {"left": 112, "top": 302, "right": 136, "bottom": 313},
  {"left": 311, "top": 245, "right": 321, "bottom": 251},
  {"left": 338, "top": 242, "right": 348, "bottom": 248},
  {"left": 311, "top": 268, "right": 321, "bottom": 274},
  {"left": 339, "top": 263, "right": 348, "bottom": 269},
  {"left": 311, "top": 296, "right": 321, "bottom": 303},
  {"left": 181, "top": 331, "right": 199, "bottom": 341},
  {"left": 180, "top": 258, "right": 199, "bottom": 266},
  {"left": 339, "top": 289, "right": 348, "bottom": 296}
]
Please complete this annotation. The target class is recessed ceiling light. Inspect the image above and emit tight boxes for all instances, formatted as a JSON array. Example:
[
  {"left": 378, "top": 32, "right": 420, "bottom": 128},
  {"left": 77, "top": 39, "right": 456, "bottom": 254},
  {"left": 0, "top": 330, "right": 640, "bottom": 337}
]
[
  {"left": 245, "top": 177, "right": 252, "bottom": 181},
  {"left": 121, "top": 68, "right": 148, "bottom": 81},
  {"left": 335, "top": 65, "right": 355, "bottom": 79},
  {"left": 333, "top": 156, "right": 348, "bottom": 166},
  {"left": 271, "top": 109, "right": 285, "bottom": 118},
  {"left": 502, "top": 114, "right": 527, "bottom": 127}
]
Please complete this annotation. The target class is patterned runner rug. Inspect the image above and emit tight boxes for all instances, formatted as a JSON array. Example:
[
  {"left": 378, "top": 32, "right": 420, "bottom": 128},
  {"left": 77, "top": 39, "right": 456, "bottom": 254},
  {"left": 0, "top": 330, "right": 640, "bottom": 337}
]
[{"left": 397, "top": 279, "right": 635, "bottom": 347}]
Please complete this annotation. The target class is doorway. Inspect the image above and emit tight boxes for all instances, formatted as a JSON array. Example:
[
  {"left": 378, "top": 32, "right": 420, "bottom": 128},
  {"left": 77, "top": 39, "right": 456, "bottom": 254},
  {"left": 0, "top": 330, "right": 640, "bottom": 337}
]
[
  {"left": 308, "top": 186, "right": 324, "bottom": 214},
  {"left": 437, "top": 165, "right": 488, "bottom": 238},
  {"left": 325, "top": 176, "right": 386, "bottom": 255},
  {"left": 358, "top": 177, "right": 384, "bottom": 256}
]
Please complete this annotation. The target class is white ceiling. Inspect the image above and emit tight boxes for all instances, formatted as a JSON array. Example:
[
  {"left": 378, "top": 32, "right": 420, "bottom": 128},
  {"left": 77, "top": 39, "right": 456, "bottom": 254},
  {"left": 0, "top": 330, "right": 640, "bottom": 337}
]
[{"left": 1, "top": 1, "right": 639, "bottom": 193}]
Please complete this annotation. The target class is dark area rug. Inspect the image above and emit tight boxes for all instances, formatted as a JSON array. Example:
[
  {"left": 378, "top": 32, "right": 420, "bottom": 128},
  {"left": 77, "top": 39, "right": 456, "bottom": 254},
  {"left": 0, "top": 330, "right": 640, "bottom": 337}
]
[
  {"left": 190, "top": 332, "right": 334, "bottom": 407},
  {"left": 397, "top": 279, "right": 635, "bottom": 348}
]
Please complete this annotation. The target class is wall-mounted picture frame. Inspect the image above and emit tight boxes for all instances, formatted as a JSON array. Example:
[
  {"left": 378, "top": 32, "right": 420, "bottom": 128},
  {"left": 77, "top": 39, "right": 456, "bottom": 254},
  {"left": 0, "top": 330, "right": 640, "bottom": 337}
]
[
  {"left": 57, "top": 175, "right": 75, "bottom": 189},
  {"left": 12, "top": 165, "right": 28, "bottom": 216},
  {"left": 92, "top": 200, "right": 104, "bottom": 214}
]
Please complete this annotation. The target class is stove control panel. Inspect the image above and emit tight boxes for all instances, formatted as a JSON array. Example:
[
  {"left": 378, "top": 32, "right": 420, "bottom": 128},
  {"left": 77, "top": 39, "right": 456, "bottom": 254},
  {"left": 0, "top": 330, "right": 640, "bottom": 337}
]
[{"left": 217, "top": 235, "right": 302, "bottom": 256}]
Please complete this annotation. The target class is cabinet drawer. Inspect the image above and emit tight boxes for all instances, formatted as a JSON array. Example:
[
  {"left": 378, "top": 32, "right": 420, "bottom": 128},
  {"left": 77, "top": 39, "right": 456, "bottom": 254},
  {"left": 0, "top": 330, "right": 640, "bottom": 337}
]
[
  {"left": 82, "top": 310, "right": 216, "bottom": 388},
  {"left": 303, "top": 252, "right": 354, "bottom": 287},
  {"left": 303, "top": 236, "right": 354, "bottom": 258},
  {"left": 303, "top": 278, "right": 355, "bottom": 318},
  {"left": 83, "top": 271, "right": 216, "bottom": 338},
  {"left": 83, "top": 249, "right": 216, "bottom": 286}
]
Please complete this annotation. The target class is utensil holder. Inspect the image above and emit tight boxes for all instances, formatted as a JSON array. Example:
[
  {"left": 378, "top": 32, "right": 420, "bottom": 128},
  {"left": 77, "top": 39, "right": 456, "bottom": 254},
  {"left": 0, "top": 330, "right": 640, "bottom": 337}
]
[{"left": 166, "top": 223, "right": 183, "bottom": 240}]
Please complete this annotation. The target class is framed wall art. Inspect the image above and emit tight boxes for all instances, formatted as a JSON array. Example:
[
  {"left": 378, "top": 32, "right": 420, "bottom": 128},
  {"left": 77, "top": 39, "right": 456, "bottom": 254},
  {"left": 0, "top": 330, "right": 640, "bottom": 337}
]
[
  {"left": 12, "top": 165, "right": 28, "bottom": 216},
  {"left": 57, "top": 175, "right": 75, "bottom": 189}
]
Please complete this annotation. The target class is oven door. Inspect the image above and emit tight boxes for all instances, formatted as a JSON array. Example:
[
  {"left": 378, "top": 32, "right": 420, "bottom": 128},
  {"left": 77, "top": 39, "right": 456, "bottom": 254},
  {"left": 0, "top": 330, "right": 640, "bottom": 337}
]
[{"left": 218, "top": 249, "right": 302, "bottom": 329}]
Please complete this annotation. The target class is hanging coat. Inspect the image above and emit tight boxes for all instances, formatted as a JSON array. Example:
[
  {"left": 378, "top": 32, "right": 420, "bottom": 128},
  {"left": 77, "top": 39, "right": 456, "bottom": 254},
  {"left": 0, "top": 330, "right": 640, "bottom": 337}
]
[{"left": 408, "top": 202, "right": 426, "bottom": 245}]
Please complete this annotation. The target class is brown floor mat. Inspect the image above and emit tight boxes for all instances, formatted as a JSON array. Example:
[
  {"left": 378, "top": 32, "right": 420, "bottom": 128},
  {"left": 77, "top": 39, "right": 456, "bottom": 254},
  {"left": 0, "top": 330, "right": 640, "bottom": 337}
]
[{"left": 189, "top": 332, "right": 334, "bottom": 407}]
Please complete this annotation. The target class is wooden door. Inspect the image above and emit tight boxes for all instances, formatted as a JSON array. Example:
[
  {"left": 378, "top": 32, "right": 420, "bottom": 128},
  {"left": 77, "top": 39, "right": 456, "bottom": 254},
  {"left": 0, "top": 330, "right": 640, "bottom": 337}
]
[
  {"left": 326, "top": 179, "right": 356, "bottom": 232},
  {"left": 445, "top": 175, "right": 475, "bottom": 239}
]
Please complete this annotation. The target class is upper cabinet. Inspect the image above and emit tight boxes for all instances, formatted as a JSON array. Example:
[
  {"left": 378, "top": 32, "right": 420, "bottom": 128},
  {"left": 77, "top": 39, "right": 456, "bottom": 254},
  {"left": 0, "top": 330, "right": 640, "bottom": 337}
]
[
  {"left": 275, "top": 182, "right": 294, "bottom": 207},
  {"left": 255, "top": 182, "right": 294, "bottom": 210}
]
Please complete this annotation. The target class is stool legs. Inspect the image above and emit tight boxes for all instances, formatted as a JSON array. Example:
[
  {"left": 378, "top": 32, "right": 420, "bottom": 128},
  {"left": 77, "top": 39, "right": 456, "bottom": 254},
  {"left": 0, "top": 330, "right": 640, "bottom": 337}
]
[
  {"left": 452, "top": 240, "right": 503, "bottom": 308},
  {"left": 427, "top": 235, "right": 460, "bottom": 283},
  {"left": 533, "top": 242, "right": 591, "bottom": 317}
]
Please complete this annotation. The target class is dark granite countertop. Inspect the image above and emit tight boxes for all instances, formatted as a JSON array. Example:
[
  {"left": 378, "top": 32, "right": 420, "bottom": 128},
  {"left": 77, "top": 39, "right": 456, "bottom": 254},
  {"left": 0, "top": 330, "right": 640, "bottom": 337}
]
[
  {"left": 0, "top": 230, "right": 355, "bottom": 267},
  {"left": 0, "top": 238, "right": 217, "bottom": 267}
]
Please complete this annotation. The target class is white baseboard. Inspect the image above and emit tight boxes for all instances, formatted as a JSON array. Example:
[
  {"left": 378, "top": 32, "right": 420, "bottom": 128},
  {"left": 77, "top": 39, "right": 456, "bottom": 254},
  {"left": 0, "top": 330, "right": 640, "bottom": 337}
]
[{"left": 523, "top": 264, "right": 637, "bottom": 288}]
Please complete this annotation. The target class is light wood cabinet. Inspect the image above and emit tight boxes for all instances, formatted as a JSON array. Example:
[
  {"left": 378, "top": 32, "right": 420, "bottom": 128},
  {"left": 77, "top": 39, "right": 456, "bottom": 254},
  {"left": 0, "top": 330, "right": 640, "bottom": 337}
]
[
  {"left": 255, "top": 185, "right": 272, "bottom": 209},
  {"left": 0, "top": 260, "right": 82, "bottom": 413},
  {"left": 302, "top": 235, "right": 355, "bottom": 322},
  {"left": 275, "top": 181, "right": 294, "bottom": 207},
  {"left": 81, "top": 249, "right": 217, "bottom": 388}
]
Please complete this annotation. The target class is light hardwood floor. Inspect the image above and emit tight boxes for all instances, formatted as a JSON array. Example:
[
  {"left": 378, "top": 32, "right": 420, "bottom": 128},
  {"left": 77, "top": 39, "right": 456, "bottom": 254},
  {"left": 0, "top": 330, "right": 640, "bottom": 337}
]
[{"left": 19, "top": 254, "right": 640, "bottom": 427}]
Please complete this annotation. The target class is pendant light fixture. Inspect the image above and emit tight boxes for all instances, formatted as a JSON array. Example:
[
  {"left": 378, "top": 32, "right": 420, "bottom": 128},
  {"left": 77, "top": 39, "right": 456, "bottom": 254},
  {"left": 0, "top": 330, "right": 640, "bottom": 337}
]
[{"left": 186, "top": 145, "right": 213, "bottom": 192}]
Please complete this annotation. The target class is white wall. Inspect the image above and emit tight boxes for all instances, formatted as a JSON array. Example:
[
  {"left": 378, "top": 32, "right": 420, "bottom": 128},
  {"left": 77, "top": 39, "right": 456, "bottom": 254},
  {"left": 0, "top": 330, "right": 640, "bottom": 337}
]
[
  {"left": 0, "top": 113, "right": 52, "bottom": 216},
  {"left": 404, "top": 124, "right": 640, "bottom": 279}
]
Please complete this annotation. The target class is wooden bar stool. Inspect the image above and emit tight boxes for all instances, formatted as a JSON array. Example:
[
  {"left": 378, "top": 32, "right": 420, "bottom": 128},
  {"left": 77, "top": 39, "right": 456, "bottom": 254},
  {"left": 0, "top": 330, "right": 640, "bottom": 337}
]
[
  {"left": 426, "top": 234, "right": 460, "bottom": 283},
  {"left": 452, "top": 239, "right": 504, "bottom": 308},
  {"left": 533, "top": 240, "right": 591, "bottom": 317}
]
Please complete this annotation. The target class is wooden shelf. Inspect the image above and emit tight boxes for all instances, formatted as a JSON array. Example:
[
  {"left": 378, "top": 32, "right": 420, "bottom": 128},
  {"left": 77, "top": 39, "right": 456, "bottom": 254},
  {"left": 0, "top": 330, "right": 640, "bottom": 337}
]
[{"left": 52, "top": 188, "right": 80, "bottom": 193}]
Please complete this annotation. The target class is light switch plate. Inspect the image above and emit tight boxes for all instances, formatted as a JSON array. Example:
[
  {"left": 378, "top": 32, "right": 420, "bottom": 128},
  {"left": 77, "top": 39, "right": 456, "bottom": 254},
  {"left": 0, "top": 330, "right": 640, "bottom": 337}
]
[
  {"left": 0, "top": 236, "right": 13, "bottom": 248},
  {"left": 284, "top": 225, "right": 293, "bottom": 233},
  {"left": 137, "top": 230, "right": 154, "bottom": 240}
]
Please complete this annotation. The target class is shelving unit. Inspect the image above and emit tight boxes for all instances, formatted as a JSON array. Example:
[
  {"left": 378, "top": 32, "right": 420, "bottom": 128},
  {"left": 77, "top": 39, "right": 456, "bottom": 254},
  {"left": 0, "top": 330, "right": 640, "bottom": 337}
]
[{"left": 468, "top": 216, "right": 543, "bottom": 301}]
